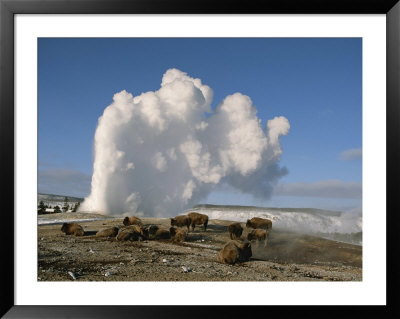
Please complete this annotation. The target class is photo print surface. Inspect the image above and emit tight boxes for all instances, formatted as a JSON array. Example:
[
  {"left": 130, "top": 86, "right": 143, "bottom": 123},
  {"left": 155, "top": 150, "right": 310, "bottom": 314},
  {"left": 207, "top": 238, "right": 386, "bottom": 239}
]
[{"left": 38, "top": 38, "right": 362, "bottom": 282}]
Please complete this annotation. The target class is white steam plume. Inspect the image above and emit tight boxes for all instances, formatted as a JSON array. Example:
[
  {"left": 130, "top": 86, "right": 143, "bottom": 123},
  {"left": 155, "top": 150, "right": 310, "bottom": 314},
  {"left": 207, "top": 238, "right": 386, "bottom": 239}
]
[{"left": 81, "top": 69, "right": 290, "bottom": 216}]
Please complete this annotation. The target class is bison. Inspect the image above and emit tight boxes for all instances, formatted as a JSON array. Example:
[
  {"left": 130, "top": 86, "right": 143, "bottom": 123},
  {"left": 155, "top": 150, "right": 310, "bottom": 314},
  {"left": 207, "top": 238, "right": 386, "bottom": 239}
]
[
  {"left": 123, "top": 216, "right": 143, "bottom": 227},
  {"left": 170, "top": 227, "right": 187, "bottom": 242},
  {"left": 116, "top": 225, "right": 144, "bottom": 241},
  {"left": 170, "top": 215, "right": 192, "bottom": 231},
  {"left": 187, "top": 212, "right": 208, "bottom": 231},
  {"left": 218, "top": 240, "right": 252, "bottom": 265},
  {"left": 61, "top": 223, "right": 84, "bottom": 236},
  {"left": 154, "top": 228, "right": 171, "bottom": 240},
  {"left": 142, "top": 225, "right": 159, "bottom": 240},
  {"left": 246, "top": 217, "right": 272, "bottom": 230},
  {"left": 142, "top": 225, "right": 171, "bottom": 240},
  {"left": 228, "top": 222, "right": 243, "bottom": 240},
  {"left": 96, "top": 226, "right": 119, "bottom": 238},
  {"left": 247, "top": 229, "right": 269, "bottom": 247}
]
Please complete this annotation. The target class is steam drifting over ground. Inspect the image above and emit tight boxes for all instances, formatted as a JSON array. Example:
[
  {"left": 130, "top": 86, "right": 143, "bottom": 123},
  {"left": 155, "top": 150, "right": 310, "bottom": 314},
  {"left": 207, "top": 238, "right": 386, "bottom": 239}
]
[{"left": 81, "top": 69, "right": 290, "bottom": 216}]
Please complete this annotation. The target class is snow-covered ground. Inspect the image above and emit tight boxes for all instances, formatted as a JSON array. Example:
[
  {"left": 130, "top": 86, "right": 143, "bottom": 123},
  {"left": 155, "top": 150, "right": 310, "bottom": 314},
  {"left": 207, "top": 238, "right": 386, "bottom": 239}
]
[
  {"left": 37, "top": 204, "right": 362, "bottom": 245},
  {"left": 184, "top": 206, "right": 361, "bottom": 234}
]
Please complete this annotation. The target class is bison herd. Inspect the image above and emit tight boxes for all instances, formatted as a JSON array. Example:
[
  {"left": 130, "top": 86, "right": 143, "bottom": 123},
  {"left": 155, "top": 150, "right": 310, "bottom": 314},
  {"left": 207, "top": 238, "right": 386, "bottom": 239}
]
[{"left": 60, "top": 214, "right": 272, "bottom": 266}]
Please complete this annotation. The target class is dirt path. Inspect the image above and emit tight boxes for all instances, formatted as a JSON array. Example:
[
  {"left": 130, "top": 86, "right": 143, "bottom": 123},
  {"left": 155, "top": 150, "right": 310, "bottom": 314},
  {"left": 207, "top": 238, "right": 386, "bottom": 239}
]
[{"left": 37, "top": 215, "right": 362, "bottom": 281}]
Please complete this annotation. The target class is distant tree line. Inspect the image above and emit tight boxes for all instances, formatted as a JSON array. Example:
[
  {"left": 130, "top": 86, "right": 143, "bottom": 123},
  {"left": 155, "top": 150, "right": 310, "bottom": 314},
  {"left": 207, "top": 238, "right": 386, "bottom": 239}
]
[{"left": 38, "top": 198, "right": 81, "bottom": 214}]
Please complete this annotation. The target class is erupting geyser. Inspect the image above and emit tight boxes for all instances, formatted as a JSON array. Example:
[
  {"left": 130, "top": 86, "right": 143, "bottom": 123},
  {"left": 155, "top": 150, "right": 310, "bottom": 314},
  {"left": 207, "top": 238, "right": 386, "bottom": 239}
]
[{"left": 81, "top": 69, "right": 290, "bottom": 216}]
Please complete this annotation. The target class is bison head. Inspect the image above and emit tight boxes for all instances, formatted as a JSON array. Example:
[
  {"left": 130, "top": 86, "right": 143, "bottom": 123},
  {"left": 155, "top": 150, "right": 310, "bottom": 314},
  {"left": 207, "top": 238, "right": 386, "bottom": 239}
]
[{"left": 123, "top": 217, "right": 130, "bottom": 226}]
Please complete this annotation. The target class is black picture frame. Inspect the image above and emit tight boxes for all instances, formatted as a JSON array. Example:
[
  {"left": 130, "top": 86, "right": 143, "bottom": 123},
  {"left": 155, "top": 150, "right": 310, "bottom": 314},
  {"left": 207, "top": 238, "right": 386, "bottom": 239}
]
[{"left": 1, "top": 0, "right": 399, "bottom": 318}]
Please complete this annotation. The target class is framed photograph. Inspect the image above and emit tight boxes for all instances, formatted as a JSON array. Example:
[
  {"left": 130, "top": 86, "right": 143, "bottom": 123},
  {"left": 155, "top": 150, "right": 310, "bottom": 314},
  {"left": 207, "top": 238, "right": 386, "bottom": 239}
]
[{"left": 1, "top": 0, "right": 399, "bottom": 317}]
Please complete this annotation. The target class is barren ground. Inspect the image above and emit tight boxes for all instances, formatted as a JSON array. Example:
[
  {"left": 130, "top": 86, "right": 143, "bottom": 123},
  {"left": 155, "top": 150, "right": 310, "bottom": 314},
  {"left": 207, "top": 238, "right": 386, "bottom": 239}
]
[{"left": 38, "top": 213, "right": 362, "bottom": 281}]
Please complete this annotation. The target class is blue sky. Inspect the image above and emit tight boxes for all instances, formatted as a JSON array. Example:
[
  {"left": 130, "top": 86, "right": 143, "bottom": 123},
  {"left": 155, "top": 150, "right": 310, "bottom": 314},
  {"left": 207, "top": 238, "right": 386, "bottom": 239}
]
[{"left": 38, "top": 38, "right": 362, "bottom": 211}]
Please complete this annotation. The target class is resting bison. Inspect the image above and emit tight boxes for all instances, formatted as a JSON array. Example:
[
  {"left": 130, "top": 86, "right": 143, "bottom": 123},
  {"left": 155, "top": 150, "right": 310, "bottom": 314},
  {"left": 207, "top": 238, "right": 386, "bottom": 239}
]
[
  {"left": 228, "top": 222, "right": 243, "bottom": 239},
  {"left": 116, "top": 225, "right": 143, "bottom": 241},
  {"left": 170, "top": 227, "right": 187, "bottom": 242},
  {"left": 187, "top": 212, "right": 208, "bottom": 231},
  {"left": 246, "top": 217, "right": 272, "bottom": 230},
  {"left": 154, "top": 228, "right": 171, "bottom": 240},
  {"left": 170, "top": 215, "right": 192, "bottom": 231},
  {"left": 142, "top": 225, "right": 171, "bottom": 240},
  {"left": 247, "top": 229, "right": 269, "bottom": 247},
  {"left": 96, "top": 227, "right": 119, "bottom": 238},
  {"left": 218, "top": 240, "right": 252, "bottom": 265},
  {"left": 61, "top": 223, "right": 84, "bottom": 236},
  {"left": 123, "top": 216, "right": 143, "bottom": 227},
  {"left": 142, "top": 225, "right": 159, "bottom": 240}
]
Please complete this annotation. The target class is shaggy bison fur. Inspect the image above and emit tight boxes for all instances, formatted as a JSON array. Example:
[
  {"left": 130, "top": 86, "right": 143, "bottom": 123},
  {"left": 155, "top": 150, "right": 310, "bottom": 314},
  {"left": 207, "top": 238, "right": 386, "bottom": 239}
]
[
  {"left": 116, "top": 225, "right": 144, "bottom": 241},
  {"left": 228, "top": 222, "right": 243, "bottom": 239},
  {"left": 154, "top": 228, "right": 171, "bottom": 240},
  {"left": 246, "top": 217, "right": 272, "bottom": 230},
  {"left": 170, "top": 227, "right": 187, "bottom": 242},
  {"left": 187, "top": 212, "right": 208, "bottom": 231},
  {"left": 123, "top": 216, "right": 143, "bottom": 227},
  {"left": 61, "top": 223, "right": 84, "bottom": 236},
  {"left": 170, "top": 215, "right": 192, "bottom": 231},
  {"left": 142, "top": 225, "right": 159, "bottom": 240},
  {"left": 96, "top": 227, "right": 119, "bottom": 238},
  {"left": 218, "top": 240, "right": 252, "bottom": 265},
  {"left": 247, "top": 229, "right": 269, "bottom": 247},
  {"left": 142, "top": 225, "right": 171, "bottom": 240}
]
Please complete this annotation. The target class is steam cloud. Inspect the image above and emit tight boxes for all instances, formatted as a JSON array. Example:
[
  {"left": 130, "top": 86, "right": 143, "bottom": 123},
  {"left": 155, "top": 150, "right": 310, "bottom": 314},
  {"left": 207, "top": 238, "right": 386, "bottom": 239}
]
[{"left": 81, "top": 69, "right": 290, "bottom": 216}]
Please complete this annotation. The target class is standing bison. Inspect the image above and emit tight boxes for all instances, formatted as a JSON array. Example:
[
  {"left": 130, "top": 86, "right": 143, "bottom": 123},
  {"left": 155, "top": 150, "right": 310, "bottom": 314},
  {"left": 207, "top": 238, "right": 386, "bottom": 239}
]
[
  {"left": 123, "top": 216, "right": 143, "bottom": 227},
  {"left": 218, "top": 240, "right": 252, "bottom": 265},
  {"left": 61, "top": 223, "right": 84, "bottom": 236},
  {"left": 228, "top": 222, "right": 243, "bottom": 240},
  {"left": 170, "top": 215, "right": 192, "bottom": 231},
  {"left": 247, "top": 229, "right": 269, "bottom": 247},
  {"left": 187, "top": 212, "right": 208, "bottom": 231},
  {"left": 246, "top": 217, "right": 272, "bottom": 230}
]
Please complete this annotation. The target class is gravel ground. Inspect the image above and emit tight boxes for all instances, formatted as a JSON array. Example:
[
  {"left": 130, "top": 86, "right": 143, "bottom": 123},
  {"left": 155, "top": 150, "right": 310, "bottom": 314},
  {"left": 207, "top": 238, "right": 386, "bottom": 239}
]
[{"left": 37, "top": 214, "right": 362, "bottom": 282}]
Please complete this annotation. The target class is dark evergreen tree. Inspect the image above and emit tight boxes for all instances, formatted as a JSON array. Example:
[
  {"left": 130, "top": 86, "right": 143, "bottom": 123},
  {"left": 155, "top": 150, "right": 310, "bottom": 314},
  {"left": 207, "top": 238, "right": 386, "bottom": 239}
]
[
  {"left": 38, "top": 201, "right": 46, "bottom": 214},
  {"left": 72, "top": 202, "right": 80, "bottom": 212},
  {"left": 54, "top": 205, "right": 61, "bottom": 214},
  {"left": 62, "top": 197, "right": 69, "bottom": 212}
]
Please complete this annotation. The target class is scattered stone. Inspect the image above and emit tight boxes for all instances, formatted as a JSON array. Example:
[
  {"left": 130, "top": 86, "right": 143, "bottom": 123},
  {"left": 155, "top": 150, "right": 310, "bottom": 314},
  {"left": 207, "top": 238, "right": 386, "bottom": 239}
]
[
  {"left": 182, "top": 266, "right": 192, "bottom": 273},
  {"left": 68, "top": 271, "right": 77, "bottom": 280}
]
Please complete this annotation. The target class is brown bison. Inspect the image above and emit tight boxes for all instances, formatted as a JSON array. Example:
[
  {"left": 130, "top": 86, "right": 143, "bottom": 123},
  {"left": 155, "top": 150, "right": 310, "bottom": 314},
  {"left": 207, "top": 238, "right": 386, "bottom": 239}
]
[
  {"left": 116, "top": 225, "right": 144, "bottom": 241},
  {"left": 247, "top": 229, "right": 269, "bottom": 247},
  {"left": 61, "top": 223, "right": 84, "bottom": 236},
  {"left": 123, "top": 216, "right": 143, "bottom": 227},
  {"left": 154, "top": 228, "right": 171, "bottom": 240},
  {"left": 142, "top": 225, "right": 171, "bottom": 240},
  {"left": 187, "top": 212, "right": 208, "bottom": 231},
  {"left": 246, "top": 217, "right": 272, "bottom": 230},
  {"left": 170, "top": 215, "right": 192, "bottom": 231},
  {"left": 218, "top": 240, "right": 252, "bottom": 265},
  {"left": 96, "top": 226, "right": 119, "bottom": 238},
  {"left": 228, "top": 222, "right": 243, "bottom": 239},
  {"left": 142, "top": 225, "right": 159, "bottom": 240},
  {"left": 170, "top": 227, "right": 187, "bottom": 242}
]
